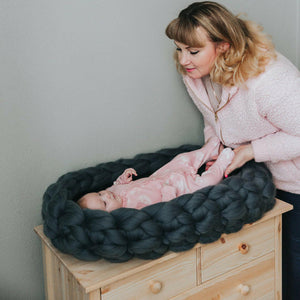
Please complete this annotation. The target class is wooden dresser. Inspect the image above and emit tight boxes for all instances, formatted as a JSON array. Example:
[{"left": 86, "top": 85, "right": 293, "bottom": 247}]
[{"left": 35, "top": 199, "right": 292, "bottom": 300}]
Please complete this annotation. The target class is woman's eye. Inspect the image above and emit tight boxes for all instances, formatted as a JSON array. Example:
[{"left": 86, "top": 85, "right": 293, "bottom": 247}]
[
  {"left": 176, "top": 48, "right": 182, "bottom": 52},
  {"left": 190, "top": 50, "right": 199, "bottom": 55}
]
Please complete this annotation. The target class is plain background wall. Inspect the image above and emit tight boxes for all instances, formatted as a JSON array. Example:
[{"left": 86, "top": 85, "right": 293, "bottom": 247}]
[{"left": 0, "top": 0, "right": 299, "bottom": 299}]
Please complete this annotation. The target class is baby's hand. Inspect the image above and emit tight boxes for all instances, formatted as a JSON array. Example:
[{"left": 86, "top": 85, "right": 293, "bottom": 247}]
[
  {"left": 114, "top": 168, "right": 137, "bottom": 185},
  {"left": 123, "top": 168, "right": 137, "bottom": 182},
  {"left": 205, "top": 143, "right": 224, "bottom": 170}
]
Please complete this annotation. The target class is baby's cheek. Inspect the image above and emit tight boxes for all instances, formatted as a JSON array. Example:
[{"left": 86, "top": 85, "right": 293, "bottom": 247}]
[
  {"left": 110, "top": 201, "right": 122, "bottom": 211},
  {"left": 104, "top": 194, "right": 115, "bottom": 203},
  {"left": 97, "top": 199, "right": 106, "bottom": 210}
]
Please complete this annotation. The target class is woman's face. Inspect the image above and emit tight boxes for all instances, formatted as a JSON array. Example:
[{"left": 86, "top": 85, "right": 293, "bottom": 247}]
[{"left": 174, "top": 27, "right": 219, "bottom": 79}]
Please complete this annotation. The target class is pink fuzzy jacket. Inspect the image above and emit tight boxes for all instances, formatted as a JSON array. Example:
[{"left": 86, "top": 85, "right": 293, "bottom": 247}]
[{"left": 183, "top": 53, "right": 300, "bottom": 194}]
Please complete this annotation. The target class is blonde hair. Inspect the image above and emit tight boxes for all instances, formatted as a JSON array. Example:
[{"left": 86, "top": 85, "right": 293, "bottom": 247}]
[{"left": 165, "top": 1, "right": 277, "bottom": 87}]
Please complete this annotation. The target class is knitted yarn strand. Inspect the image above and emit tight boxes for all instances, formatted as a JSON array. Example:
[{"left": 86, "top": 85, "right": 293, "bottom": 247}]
[{"left": 42, "top": 145, "right": 276, "bottom": 262}]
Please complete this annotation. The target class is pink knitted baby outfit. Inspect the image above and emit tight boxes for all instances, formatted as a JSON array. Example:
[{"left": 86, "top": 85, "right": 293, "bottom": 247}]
[{"left": 107, "top": 138, "right": 234, "bottom": 209}]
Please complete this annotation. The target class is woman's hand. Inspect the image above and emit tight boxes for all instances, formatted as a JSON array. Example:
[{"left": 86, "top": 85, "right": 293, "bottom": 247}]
[{"left": 225, "top": 144, "right": 254, "bottom": 177}]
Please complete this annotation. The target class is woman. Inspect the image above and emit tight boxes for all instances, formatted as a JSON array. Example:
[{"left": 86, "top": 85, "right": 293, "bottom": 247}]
[{"left": 166, "top": 2, "right": 300, "bottom": 299}]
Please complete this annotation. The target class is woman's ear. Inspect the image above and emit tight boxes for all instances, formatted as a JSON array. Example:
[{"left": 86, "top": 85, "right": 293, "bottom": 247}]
[{"left": 217, "top": 42, "right": 230, "bottom": 53}]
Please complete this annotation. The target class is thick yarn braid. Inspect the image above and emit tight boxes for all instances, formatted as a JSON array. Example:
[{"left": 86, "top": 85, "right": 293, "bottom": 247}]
[{"left": 42, "top": 145, "right": 275, "bottom": 262}]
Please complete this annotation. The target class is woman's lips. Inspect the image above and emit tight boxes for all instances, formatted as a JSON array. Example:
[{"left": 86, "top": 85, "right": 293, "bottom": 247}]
[{"left": 186, "top": 68, "right": 196, "bottom": 72}]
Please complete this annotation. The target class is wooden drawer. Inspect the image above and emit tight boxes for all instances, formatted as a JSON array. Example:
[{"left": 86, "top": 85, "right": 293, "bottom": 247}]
[
  {"left": 201, "top": 218, "right": 275, "bottom": 282},
  {"left": 101, "top": 249, "right": 196, "bottom": 300},
  {"left": 172, "top": 252, "right": 275, "bottom": 300}
]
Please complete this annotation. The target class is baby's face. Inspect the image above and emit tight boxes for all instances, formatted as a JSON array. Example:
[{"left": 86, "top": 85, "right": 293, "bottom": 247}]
[{"left": 79, "top": 190, "right": 122, "bottom": 212}]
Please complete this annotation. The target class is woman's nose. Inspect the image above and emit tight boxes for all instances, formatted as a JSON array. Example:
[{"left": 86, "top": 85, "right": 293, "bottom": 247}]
[{"left": 179, "top": 52, "right": 190, "bottom": 66}]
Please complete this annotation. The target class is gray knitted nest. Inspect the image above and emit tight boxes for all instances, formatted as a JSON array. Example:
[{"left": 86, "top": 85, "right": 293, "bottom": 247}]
[{"left": 42, "top": 144, "right": 276, "bottom": 262}]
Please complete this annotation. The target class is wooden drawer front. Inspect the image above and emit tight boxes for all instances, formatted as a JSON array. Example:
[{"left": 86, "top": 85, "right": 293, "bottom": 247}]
[
  {"left": 201, "top": 218, "right": 274, "bottom": 282},
  {"left": 101, "top": 249, "right": 196, "bottom": 300},
  {"left": 171, "top": 252, "right": 275, "bottom": 300}
]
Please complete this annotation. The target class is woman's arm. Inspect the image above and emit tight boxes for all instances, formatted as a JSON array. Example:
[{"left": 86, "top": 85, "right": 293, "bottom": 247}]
[
  {"left": 252, "top": 63, "right": 300, "bottom": 163},
  {"left": 227, "top": 56, "right": 300, "bottom": 175},
  {"left": 204, "top": 119, "right": 219, "bottom": 143},
  {"left": 204, "top": 119, "right": 224, "bottom": 170}
]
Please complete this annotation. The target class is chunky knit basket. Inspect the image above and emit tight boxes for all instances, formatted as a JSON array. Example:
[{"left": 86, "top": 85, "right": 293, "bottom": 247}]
[{"left": 42, "top": 144, "right": 276, "bottom": 262}]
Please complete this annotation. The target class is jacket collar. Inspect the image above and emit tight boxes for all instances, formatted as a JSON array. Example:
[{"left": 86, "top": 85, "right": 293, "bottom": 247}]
[{"left": 183, "top": 75, "right": 238, "bottom": 108}]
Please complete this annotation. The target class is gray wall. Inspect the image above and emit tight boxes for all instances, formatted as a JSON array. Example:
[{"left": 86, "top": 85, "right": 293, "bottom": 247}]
[{"left": 0, "top": 0, "right": 299, "bottom": 299}]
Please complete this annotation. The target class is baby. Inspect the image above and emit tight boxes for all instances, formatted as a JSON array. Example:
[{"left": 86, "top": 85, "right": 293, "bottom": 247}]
[{"left": 78, "top": 137, "right": 234, "bottom": 212}]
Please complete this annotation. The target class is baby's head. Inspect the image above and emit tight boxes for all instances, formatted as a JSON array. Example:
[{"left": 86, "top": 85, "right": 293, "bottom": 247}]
[{"left": 77, "top": 190, "right": 122, "bottom": 212}]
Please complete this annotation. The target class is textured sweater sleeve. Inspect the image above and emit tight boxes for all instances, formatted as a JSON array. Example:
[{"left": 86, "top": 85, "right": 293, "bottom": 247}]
[
  {"left": 204, "top": 118, "right": 219, "bottom": 143},
  {"left": 252, "top": 56, "right": 300, "bottom": 163}
]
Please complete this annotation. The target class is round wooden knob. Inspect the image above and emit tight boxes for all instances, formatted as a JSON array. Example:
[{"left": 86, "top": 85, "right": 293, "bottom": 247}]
[
  {"left": 149, "top": 280, "right": 163, "bottom": 294},
  {"left": 238, "top": 284, "right": 250, "bottom": 295},
  {"left": 238, "top": 242, "right": 249, "bottom": 254}
]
